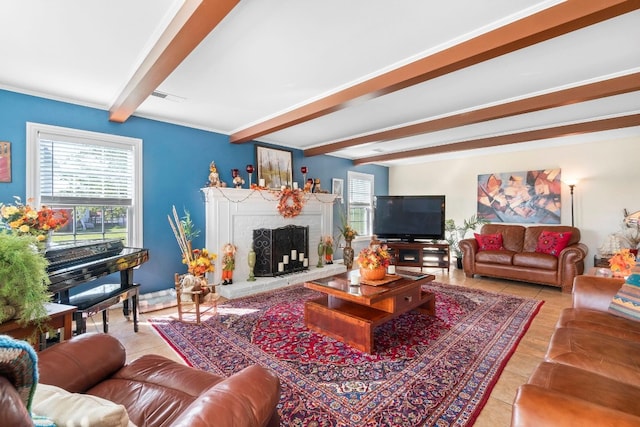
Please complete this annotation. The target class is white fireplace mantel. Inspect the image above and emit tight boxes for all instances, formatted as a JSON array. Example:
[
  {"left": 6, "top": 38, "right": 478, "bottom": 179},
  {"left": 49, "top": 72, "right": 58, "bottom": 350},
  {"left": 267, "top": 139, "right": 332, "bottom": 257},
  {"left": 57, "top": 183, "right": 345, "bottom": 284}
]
[{"left": 202, "top": 187, "right": 345, "bottom": 298}]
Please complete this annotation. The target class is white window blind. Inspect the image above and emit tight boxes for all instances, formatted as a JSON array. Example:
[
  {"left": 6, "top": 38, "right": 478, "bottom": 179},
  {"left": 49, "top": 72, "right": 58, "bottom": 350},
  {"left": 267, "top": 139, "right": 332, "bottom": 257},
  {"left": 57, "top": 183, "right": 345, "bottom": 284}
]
[
  {"left": 37, "top": 131, "right": 135, "bottom": 206},
  {"left": 348, "top": 171, "right": 374, "bottom": 237}
]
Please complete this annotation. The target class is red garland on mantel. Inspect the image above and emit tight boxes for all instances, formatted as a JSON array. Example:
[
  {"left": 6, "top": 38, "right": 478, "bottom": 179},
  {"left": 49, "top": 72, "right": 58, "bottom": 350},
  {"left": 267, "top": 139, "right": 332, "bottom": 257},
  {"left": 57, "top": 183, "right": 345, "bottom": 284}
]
[{"left": 277, "top": 188, "right": 305, "bottom": 218}]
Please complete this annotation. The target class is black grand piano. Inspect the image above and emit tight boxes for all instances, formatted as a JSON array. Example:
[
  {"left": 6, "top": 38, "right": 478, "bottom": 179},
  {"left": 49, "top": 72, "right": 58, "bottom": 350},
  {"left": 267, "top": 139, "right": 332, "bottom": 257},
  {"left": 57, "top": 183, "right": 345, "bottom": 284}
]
[{"left": 45, "top": 239, "right": 149, "bottom": 335}]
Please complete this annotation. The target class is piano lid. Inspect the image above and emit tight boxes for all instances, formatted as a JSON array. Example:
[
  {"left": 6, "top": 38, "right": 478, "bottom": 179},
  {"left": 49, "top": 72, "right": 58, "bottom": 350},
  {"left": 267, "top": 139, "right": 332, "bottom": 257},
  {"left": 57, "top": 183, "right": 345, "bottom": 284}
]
[{"left": 45, "top": 239, "right": 125, "bottom": 271}]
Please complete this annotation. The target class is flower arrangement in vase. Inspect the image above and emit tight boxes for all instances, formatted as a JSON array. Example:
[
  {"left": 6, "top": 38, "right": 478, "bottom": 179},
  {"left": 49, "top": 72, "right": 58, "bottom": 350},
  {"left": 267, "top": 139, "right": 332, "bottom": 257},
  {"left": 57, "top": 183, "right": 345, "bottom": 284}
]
[
  {"left": 357, "top": 242, "right": 391, "bottom": 281},
  {"left": 168, "top": 206, "right": 217, "bottom": 278},
  {"left": 609, "top": 248, "right": 637, "bottom": 277},
  {"left": 184, "top": 248, "right": 217, "bottom": 277},
  {"left": 0, "top": 196, "right": 69, "bottom": 247}
]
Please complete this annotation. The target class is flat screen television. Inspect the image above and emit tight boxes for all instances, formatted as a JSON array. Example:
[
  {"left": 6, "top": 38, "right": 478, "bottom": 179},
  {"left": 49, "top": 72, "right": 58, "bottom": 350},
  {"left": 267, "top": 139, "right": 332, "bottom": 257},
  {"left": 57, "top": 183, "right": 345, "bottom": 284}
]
[{"left": 373, "top": 195, "right": 445, "bottom": 242}]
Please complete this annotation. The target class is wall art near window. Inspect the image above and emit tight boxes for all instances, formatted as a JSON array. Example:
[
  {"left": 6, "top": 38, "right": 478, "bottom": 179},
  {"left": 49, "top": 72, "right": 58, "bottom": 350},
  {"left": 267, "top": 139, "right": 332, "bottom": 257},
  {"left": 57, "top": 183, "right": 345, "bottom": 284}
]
[
  {"left": 332, "top": 178, "right": 343, "bottom": 200},
  {"left": 477, "top": 168, "right": 561, "bottom": 224},
  {"left": 255, "top": 145, "right": 293, "bottom": 189},
  {"left": 0, "top": 142, "right": 11, "bottom": 183}
]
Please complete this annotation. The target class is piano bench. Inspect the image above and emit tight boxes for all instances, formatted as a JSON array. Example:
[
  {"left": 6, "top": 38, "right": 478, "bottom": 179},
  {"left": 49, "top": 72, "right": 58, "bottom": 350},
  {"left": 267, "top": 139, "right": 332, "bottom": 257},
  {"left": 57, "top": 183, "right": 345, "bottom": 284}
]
[{"left": 70, "top": 283, "right": 140, "bottom": 335}]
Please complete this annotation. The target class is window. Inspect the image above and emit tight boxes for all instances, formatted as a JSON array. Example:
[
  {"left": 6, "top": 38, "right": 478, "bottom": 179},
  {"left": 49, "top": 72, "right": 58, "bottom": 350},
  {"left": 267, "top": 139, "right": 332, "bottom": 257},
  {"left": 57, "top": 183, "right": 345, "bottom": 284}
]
[
  {"left": 26, "top": 123, "right": 143, "bottom": 247},
  {"left": 347, "top": 171, "right": 374, "bottom": 238}
]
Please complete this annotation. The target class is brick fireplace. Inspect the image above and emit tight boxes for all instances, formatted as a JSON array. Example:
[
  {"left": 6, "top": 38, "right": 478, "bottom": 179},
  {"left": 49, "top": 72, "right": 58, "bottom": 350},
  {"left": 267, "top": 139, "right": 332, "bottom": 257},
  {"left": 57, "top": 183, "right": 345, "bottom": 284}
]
[{"left": 202, "top": 187, "right": 345, "bottom": 298}]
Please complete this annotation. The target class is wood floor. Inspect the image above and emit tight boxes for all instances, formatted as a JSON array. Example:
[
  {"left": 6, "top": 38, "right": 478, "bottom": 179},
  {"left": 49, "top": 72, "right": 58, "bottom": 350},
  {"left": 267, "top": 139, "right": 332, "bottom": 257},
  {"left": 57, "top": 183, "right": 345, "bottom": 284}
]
[{"left": 96, "top": 268, "right": 572, "bottom": 427}]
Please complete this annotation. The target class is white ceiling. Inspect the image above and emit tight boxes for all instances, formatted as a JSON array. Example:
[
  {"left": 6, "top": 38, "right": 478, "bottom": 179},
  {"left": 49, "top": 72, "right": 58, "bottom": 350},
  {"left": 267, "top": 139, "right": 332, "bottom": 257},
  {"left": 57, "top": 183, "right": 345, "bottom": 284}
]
[{"left": 1, "top": 0, "right": 639, "bottom": 166}]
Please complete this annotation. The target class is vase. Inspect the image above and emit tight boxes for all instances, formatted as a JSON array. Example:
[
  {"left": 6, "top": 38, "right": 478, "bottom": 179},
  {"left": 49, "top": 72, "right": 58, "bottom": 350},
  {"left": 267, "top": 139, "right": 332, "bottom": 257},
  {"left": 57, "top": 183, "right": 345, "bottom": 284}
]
[
  {"left": 343, "top": 238, "right": 354, "bottom": 270},
  {"left": 247, "top": 247, "right": 256, "bottom": 281},
  {"left": 613, "top": 269, "right": 631, "bottom": 278},
  {"left": 360, "top": 266, "right": 386, "bottom": 281},
  {"left": 317, "top": 239, "right": 325, "bottom": 268}
]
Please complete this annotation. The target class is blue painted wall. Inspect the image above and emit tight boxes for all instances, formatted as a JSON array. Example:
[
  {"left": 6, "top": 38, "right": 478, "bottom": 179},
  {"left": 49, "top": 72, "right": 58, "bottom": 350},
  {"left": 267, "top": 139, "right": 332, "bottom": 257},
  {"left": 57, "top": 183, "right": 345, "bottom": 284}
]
[{"left": 0, "top": 89, "right": 388, "bottom": 293}]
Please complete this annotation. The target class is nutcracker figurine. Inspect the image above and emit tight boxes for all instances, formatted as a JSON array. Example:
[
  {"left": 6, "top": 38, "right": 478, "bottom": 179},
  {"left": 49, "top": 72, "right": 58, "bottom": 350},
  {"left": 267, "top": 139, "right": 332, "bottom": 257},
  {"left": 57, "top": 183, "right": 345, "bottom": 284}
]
[{"left": 221, "top": 243, "right": 236, "bottom": 285}]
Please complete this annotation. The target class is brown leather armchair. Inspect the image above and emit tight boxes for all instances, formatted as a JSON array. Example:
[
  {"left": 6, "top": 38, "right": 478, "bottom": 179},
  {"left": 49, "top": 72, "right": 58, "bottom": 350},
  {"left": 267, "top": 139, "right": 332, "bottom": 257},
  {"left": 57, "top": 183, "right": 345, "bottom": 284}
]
[{"left": 1, "top": 333, "right": 281, "bottom": 427}]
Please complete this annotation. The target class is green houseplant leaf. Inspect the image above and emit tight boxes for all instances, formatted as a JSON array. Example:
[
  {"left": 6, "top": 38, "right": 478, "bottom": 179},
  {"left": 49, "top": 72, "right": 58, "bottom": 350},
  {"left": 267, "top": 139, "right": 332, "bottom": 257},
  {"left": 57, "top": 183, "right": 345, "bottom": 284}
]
[
  {"left": 0, "top": 231, "right": 51, "bottom": 327},
  {"left": 445, "top": 215, "right": 488, "bottom": 258}
]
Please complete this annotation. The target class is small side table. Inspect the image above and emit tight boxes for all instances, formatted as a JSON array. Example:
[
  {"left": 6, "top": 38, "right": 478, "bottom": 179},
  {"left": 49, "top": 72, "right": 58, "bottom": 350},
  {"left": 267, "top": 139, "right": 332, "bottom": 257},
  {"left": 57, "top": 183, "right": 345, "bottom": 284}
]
[{"left": 0, "top": 303, "right": 77, "bottom": 351}]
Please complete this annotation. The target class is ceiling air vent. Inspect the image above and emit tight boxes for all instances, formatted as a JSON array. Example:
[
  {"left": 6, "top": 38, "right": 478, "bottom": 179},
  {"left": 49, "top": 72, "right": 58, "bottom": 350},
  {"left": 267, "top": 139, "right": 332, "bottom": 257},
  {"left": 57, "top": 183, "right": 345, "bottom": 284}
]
[
  {"left": 151, "top": 90, "right": 168, "bottom": 99},
  {"left": 151, "top": 90, "right": 186, "bottom": 102}
]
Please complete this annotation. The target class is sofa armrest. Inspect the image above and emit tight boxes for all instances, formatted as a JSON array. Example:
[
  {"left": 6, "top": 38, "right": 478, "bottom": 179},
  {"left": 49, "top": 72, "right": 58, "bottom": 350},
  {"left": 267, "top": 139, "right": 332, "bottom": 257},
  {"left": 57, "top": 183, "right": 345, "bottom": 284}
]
[
  {"left": 557, "top": 243, "right": 588, "bottom": 292},
  {"left": 458, "top": 238, "right": 478, "bottom": 275},
  {"left": 572, "top": 275, "right": 625, "bottom": 311},
  {"left": 0, "top": 376, "right": 32, "bottom": 427},
  {"left": 512, "top": 384, "right": 640, "bottom": 427},
  {"left": 38, "top": 333, "right": 126, "bottom": 393},
  {"left": 170, "top": 364, "right": 281, "bottom": 427},
  {"left": 558, "top": 242, "right": 588, "bottom": 265}
]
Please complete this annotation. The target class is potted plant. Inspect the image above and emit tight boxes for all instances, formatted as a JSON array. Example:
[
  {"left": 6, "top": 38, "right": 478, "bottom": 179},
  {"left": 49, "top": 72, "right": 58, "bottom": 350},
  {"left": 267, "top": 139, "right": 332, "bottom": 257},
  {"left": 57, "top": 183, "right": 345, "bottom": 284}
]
[
  {"left": 0, "top": 231, "right": 51, "bottom": 327},
  {"left": 445, "top": 215, "right": 488, "bottom": 268}
]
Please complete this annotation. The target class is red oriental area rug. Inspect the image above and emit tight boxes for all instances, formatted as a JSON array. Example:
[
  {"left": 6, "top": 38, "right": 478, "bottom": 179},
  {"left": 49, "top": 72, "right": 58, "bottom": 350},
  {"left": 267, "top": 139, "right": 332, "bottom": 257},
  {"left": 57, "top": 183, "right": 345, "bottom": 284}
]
[{"left": 150, "top": 282, "right": 542, "bottom": 427}]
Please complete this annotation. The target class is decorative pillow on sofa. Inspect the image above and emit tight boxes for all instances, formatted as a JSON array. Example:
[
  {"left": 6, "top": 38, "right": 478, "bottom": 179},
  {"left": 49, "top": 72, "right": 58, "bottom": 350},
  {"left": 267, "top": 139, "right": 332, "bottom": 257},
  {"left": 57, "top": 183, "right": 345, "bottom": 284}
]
[
  {"left": 609, "top": 274, "right": 640, "bottom": 321},
  {"left": 33, "top": 383, "right": 137, "bottom": 427},
  {"left": 474, "top": 233, "right": 503, "bottom": 251},
  {"left": 535, "top": 230, "right": 572, "bottom": 256}
]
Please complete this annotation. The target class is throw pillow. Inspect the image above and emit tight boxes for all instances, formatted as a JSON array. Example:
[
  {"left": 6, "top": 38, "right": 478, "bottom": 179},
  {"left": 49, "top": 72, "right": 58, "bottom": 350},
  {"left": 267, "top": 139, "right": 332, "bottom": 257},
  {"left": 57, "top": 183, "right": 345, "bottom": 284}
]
[
  {"left": 474, "top": 233, "right": 503, "bottom": 251},
  {"left": 535, "top": 230, "right": 572, "bottom": 256},
  {"left": 609, "top": 274, "right": 640, "bottom": 321},
  {"left": 32, "top": 383, "right": 136, "bottom": 427}
]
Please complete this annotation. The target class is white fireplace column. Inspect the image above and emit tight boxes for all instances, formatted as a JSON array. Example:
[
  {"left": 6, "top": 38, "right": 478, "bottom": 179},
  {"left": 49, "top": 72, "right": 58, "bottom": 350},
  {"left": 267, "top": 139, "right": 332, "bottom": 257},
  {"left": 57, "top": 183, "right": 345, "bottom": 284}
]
[{"left": 202, "top": 187, "right": 337, "bottom": 286}]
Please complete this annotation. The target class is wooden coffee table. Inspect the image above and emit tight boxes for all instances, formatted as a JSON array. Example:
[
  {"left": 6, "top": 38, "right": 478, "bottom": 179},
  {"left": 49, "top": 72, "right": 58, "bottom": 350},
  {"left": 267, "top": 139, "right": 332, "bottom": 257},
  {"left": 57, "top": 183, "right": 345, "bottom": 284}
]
[{"left": 304, "top": 272, "right": 436, "bottom": 353}]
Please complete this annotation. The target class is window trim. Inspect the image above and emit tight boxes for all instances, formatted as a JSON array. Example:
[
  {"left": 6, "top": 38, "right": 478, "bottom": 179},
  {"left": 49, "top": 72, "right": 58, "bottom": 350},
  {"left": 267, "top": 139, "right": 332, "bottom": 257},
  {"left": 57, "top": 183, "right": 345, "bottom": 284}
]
[
  {"left": 347, "top": 171, "right": 374, "bottom": 239},
  {"left": 26, "top": 122, "right": 144, "bottom": 247}
]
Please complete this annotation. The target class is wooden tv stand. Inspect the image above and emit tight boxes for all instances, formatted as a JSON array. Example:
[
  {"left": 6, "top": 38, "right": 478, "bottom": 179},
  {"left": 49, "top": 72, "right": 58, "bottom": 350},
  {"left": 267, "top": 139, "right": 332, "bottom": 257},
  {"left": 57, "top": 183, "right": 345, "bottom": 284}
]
[{"left": 385, "top": 241, "right": 450, "bottom": 273}]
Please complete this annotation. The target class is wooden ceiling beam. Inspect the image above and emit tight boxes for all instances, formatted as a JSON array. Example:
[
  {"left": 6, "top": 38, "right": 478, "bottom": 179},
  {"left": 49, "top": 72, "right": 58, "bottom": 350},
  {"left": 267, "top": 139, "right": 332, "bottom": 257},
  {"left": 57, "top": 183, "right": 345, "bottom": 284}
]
[
  {"left": 352, "top": 114, "right": 640, "bottom": 165},
  {"left": 109, "top": 0, "right": 239, "bottom": 123},
  {"left": 304, "top": 72, "right": 640, "bottom": 157},
  {"left": 230, "top": 0, "right": 640, "bottom": 144}
]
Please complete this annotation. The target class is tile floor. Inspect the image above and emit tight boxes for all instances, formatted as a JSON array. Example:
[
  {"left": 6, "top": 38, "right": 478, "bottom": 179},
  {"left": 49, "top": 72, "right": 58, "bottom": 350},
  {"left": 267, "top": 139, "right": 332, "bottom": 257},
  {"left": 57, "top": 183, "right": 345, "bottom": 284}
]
[{"left": 87, "top": 268, "right": 572, "bottom": 427}]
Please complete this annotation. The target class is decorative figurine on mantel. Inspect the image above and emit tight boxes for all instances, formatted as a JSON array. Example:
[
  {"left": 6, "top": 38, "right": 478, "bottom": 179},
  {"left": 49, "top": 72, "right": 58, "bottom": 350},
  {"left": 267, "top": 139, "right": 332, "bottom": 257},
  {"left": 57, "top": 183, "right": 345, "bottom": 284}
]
[
  {"left": 207, "top": 161, "right": 226, "bottom": 187},
  {"left": 304, "top": 178, "right": 314, "bottom": 192},
  {"left": 231, "top": 169, "right": 245, "bottom": 189},
  {"left": 221, "top": 243, "right": 236, "bottom": 285}
]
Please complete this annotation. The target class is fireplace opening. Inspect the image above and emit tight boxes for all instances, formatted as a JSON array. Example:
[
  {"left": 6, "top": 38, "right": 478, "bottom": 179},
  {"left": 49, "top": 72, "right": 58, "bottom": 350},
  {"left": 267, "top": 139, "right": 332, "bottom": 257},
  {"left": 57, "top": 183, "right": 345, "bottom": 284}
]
[{"left": 253, "top": 225, "right": 309, "bottom": 277}]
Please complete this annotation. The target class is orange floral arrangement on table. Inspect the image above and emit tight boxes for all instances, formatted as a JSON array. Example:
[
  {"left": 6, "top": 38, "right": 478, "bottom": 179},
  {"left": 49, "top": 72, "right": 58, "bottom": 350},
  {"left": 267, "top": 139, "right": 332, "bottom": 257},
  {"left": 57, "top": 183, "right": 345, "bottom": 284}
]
[
  {"left": 609, "top": 248, "right": 637, "bottom": 276},
  {"left": 0, "top": 196, "right": 69, "bottom": 242},
  {"left": 357, "top": 244, "right": 391, "bottom": 270},
  {"left": 184, "top": 248, "right": 217, "bottom": 277}
]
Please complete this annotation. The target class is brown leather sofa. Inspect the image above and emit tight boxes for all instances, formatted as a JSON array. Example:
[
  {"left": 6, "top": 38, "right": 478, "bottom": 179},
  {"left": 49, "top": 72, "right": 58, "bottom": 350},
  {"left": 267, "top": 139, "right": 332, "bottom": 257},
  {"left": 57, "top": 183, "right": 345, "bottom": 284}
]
[
  {"left": 511, "top": 275, "right": 640, "bottom": 426},
  {"left": 459, "top": 224, "right": 587, "bottom": 293},
  {"left": 0, "top": 333, "right": 281, "bottom": 427}
]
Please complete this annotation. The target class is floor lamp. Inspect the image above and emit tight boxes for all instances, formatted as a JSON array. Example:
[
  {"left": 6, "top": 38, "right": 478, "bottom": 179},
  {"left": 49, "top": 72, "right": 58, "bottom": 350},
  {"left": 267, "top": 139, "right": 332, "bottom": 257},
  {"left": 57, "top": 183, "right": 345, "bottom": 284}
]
[{"left": 569, "top": 184, "right": 576, "bottom": 227}]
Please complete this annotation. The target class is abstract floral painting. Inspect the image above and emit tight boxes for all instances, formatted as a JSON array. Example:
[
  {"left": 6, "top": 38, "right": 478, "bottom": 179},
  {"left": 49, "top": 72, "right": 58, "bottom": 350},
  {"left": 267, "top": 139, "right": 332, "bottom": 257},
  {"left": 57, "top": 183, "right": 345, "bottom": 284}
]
[{"left": 477, "top": 168, "right": 561, "bottom": 224}]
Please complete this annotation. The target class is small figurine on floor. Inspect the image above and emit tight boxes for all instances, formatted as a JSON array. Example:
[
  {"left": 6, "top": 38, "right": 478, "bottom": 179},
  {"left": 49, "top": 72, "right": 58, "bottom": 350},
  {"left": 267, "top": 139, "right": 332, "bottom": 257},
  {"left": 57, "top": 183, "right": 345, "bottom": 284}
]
[
  {"left": 324, "top": 235, "right": 334, "bottom": 264},
  {"left": 221, "top": 243, "right": 236, "bottom": 285}
]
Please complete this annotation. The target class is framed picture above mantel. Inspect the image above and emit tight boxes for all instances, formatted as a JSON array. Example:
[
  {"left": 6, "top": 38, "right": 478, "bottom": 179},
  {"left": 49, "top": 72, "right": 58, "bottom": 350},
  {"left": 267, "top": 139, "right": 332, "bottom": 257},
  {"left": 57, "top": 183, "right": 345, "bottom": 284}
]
[{"left": 255, "top": 145, "right": 293, "bottom": 189}]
